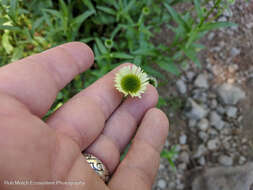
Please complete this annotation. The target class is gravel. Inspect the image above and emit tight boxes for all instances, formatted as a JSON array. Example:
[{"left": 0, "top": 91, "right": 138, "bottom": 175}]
[
  {"left": 157, "top": 179, "right": 167, "bottom": 189},
  {"left": 218, "top": 155, "right": 234, "bottom": 166},
  {"left": 179, "top": 134, "right": 187, "bottom": 145},
  {"left": 185, "top": 99, "right": 208, "bottom": 120},
  {"left": 207, "top": 138, "right": 220, "bottom": 150},
  {"left": 176, "top": 80, "right": 187, "bottom": 94},
  {"left": 217, "top": 83, "right": 246, "bottom": 105},
  {"left": 197, "top": 118, "right": 209, "bottom": 131},
  {"left": 226, "top": 106, "right": 238, "bottom": 118},
  {"left": 194, "top": 74, "right": 209, "bottom": 88},
  {"left": 209, "top": 111, "right": 225, "bottom": 130}
]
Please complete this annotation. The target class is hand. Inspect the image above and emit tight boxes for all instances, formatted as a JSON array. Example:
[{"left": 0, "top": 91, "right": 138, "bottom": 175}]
[{"left": 0, "top": 42, "right": 169, "bottom": 190}]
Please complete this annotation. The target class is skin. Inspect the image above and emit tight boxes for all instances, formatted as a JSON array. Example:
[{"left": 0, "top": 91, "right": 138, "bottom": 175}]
[{"left": 0, "top": 42, "right": 169, "bottom": 190}]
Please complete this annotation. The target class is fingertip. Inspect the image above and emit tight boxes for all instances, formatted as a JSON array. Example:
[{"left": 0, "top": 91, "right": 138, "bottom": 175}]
[
  {"left": 137, "top": 107, "right": 169, "bottom": 152},
  {"left": 60, "top": 42, "right": 94, "bottom": 71},
  {"left": 147, "top": 107, "right": 169, "bottom": 133},
  {"left": 146, "top": 84, "right": 159, "bottom": 107}
]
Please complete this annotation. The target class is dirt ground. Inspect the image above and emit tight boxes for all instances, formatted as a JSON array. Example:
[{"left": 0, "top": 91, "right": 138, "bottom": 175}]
[{"left": 153, "top": 1, "right": 253, "bottom": 189}]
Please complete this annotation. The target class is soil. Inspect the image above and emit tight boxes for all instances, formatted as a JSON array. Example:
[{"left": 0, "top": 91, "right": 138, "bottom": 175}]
[{"left": 153, "top": 1, "right": 253, "bottom": 189}]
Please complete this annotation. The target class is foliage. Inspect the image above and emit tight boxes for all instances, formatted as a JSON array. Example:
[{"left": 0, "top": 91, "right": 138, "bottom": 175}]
[
  {"left": 161, "top": 145, "right": 179, "bottom": 170},
  {"left": 0, "top": 0, "right": 237, "bottom": 168}
]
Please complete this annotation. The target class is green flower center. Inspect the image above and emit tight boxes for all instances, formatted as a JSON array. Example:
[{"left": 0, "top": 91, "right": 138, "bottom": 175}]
[{"left": 121, "top": 74, "right": 141, "bottom": 93}]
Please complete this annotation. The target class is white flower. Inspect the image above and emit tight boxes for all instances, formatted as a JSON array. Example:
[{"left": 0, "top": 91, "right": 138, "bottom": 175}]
[{"left": 114, "top": 65, "right": 149, "bottom": 98}]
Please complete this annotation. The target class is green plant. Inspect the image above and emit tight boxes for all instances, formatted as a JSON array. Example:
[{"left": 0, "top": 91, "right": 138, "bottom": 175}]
[
  {"left": 161, "top": 145, "right": 179, "bottom": 170},
  {"left": 0, "top": 0, "right": 236, "bottom": 108}
]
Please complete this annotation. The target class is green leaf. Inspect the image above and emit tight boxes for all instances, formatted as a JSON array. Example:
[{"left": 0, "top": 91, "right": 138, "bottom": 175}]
[
  {"left": 59, "top": 0, "right": 69, "bottom": 18},
  {"left": 0, "top": 25, "right": 21, "bottom": 31},
  {"left": 200, "top": 22, "right": 237, "bottom": 32},
  {"left": 2, "top": 32, "right": 13, "bottom": 54},
  {"left": 142, "top": 65, "right": 166, "bottom": 80},
  {"left": 110, "top": 52, "right": 133, "bottom": 59},
  {"left": 10, "top": 0, "right": 18, "bottom": 19},
  {"left": 158, "top": 61, "right": 180, "bottom": 75},
  {"left": 96, "top": 6, "right": 116, "bottom": 15},
  {"left": 82, "top": 0, "right": 96, "bottom": 13},
  {"left": 183, "top": 47, "right": 201, "bottom": 67},
  {"left": 164, "top": 3, "right": 189, "bottom": 31},
  {"left": 95, "top": 38, "right": 108, "bottom": 54},
  {"left": 194, "top": 0, "right": 203, "bottom": 19},
  {"left": 72, "top": 10, "right": 95, "bottom": 28}
]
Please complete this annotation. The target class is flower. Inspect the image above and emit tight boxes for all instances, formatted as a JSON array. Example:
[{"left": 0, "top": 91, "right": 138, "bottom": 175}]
[
  {"left": 114, "top": 65, "right": 149, "bottom": 98},
  {"left": 148, "top": 76, "right": 158, "bottom": 88}
]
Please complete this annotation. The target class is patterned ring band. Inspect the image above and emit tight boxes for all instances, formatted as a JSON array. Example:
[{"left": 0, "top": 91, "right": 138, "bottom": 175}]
[{"left": 83, "top": 153, "right": 110, "bottom": 183}]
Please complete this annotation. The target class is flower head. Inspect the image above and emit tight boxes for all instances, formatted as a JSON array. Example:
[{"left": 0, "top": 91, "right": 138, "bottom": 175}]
[{"left": 115, "top": 65, "right": 149, "bottom": 98}]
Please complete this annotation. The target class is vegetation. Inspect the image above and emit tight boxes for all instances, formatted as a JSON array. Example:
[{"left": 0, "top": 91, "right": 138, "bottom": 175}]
[{"left": 0, "top": 0, "right": 236, "bottom": 167}]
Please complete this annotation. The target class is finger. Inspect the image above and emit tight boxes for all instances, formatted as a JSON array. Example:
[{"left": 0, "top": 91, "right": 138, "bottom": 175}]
[
  {"left": 85, "top": 85, "right": 158, "bottom": 173},
  {"left": 46, "top": 64, "right": 131, "bottom": 150},
  {"left": 108, "top": 108, "right": 169, "bottom": 190},
  {"left": 0, "top": 42, "right": 94, "bottom": 117}
]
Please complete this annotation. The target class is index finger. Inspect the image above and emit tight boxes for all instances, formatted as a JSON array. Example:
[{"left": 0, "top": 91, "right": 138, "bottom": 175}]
[{"left": 0, "top": 42, "right": 94, "bottom": 117}]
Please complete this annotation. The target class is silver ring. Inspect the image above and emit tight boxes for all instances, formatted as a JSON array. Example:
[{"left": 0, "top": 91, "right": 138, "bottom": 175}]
[{"left": 83, "top": 153, "right": 110, "bottom": 183}]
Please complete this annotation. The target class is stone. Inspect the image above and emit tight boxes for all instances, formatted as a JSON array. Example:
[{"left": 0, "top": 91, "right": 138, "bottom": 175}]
[
  {"left": 207, "top": 138, "right": 220, "bottom": 150},
  {"left": 178, "top": 163, "right": 187, "bottom": 170},
  {"left": 197, "top": 118, "right": 209, "bottom": 131},
  {"left": 239, "top": 156, "right": 247, "bottom": 165},
  {"left": 199, "top": 156, "right": 206, "bottom": 166},
  {"left": 176, "top": 80, "right": 187, "bottom": 94},
  {"left": 194, "top": 74, "right": 209, "bottom": 88},
  {"left": 230, "top": 47, "right": 241, "bottom": 57},
  {"left": 179, "top": 134, "right": 187, "bottom": 145},
  {"left": 185, "top": 99, "right": 208, "bottom": 120},
  {"left": 186, "top": 71, "right": 195, "bottom": 81},
  {"left": 199, "top": 131, "right": 208, "bottom": 142},
  {"left": 193, "top": 144, "right": 207, "bottom": 158},
  {"left": 210, "top": 99, "right": 218, "bottom": 109},
  {"left": 226, "top": 106, "right": 237, "bottom": 118},
  {"left": 179, "top": 151, "right": 190, "bottom": 163},
  {"left": 209, "top": 111, "right": 225, "bottom": 130},
  {"left": 192, "top": 163, "right": 253, "bottom": 190},
  {"left": 217, "top": 83, "right": 246, "bottom": 105},
  {"left": 188, "top": 119, "right": 197, "bottom": 127},
  {"left": 218, "top": 155, "right": 233, "bottom": 166},
  {"left": 192, "top": 89, "right": 208, "bottom": 103},
  {"left": 157, "top": 179, "right": 167, "bottom": 189}
]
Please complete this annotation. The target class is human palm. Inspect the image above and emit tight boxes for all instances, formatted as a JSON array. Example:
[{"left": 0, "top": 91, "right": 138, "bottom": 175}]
[{"left": 0, "top": 42, "right": 169, "bottom": 190}]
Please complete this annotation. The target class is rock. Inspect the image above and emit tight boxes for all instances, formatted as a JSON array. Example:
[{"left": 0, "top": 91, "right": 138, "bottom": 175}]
[
  {"left": 186, "top": 71, "right": 195, "bottom": 81},
  {"left": 178, "top": 163, "right": 187, "bottom": 170},
  {"left": 179, "top": 134, "right": 187, "bottom": 145},
  {"left": 199, "top": 131, "right": 208, "bottom": 142},
  {"left": 157, "top": 179, "right": 167, "bottom": 189},
  {"left": 209, "top": 111, "right": 225, "bottom": 130},
  {"left": 194, "top": 74, "right": 209, "bottom": 88},
  {"left": 185, "top": 99, "right": 208, "bottom": 120},
  {"left": 207, "top": 138, "right": 220, "bottom": 150},
  {"left": 192, "top": 163, "right": 253, "bottom": 190},
  {"left": 246, "top": 22, "right": 253, "bottom": 29},
  {"left": 197, "top": 118, "right": 209, "bottom": 131},
  {"left": 210, "top": 99, "right": 218, "bottom": 109},
  {"left": 230, "top": 47, "right": 241, "bottom": 57},
  {"left": 218, "top": 155, "right": 233, "bottom": 166},
  {"left": 179, "top": 151, "right": 190, "bottom": 163},
  {"left": 192, "top": 89, "right": 208, "bottom": 103},
  {"left": 216, "top": 105, "right": 225, "bottom": 114},
  {"left": 188, "top": 119, "right": 197, "bottom": 127},
  {"left": 199, "top": 156, "right": 206, "bottom": 166},
  {"left": 239, "top": 156, "right": 247, "bottom": 165},
  {"left": 193, "top": 144, "right": 207, "bottom": 158},
  {"left": 226, "top": 106, "right": 237, "bottom": 118},
  {"left": 217, "top": 83, "right": 246, "bottom": 105},
  {"left": 176, "top": 80, "right": 187, "bottom": 94}
]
